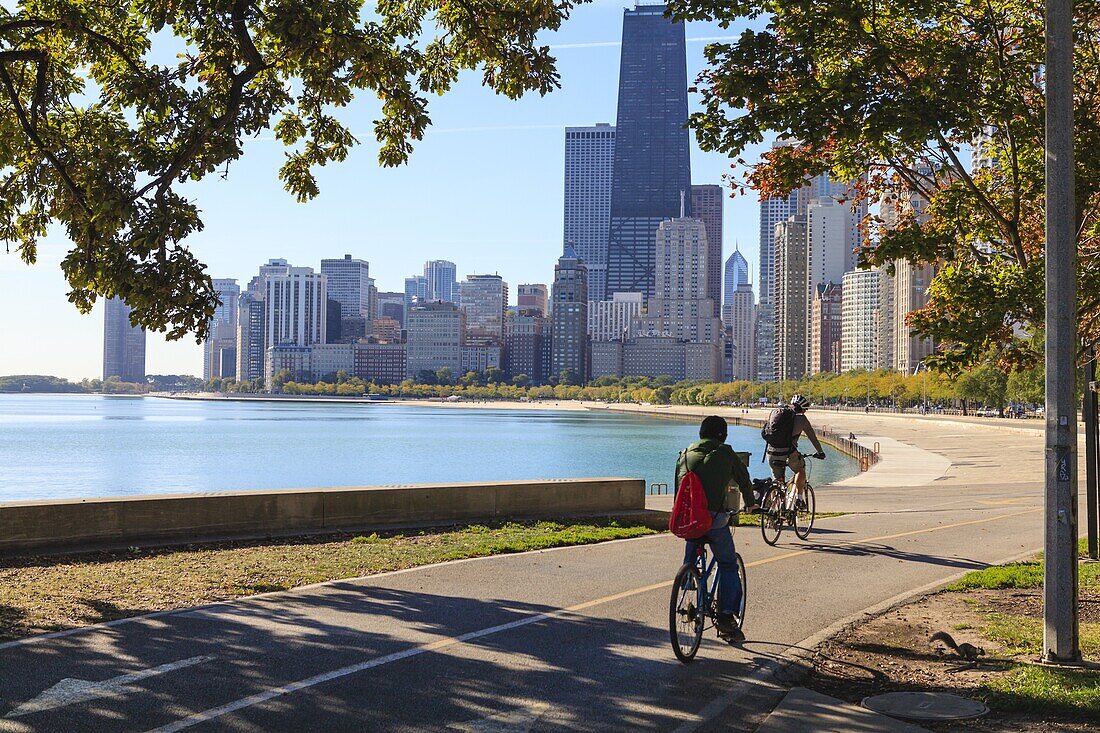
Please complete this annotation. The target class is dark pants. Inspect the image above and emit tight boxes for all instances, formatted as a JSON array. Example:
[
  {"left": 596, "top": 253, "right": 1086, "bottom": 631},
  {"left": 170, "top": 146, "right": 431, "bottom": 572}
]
[{"left": 683, "top": 515, "right": 742, "bottom": 617}]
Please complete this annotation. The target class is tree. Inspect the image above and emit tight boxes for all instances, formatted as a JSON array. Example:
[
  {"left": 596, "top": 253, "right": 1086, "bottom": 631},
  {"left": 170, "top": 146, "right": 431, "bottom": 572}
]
[
  {"left": 674, "top": 0, "right": 1100, "bottom": 372},
  {"left": 415, "top": 370, "right": 438, "bottom": 386},
  {"left": 484, "top": 367, "right": 504, "bottom": 384},
  {"left": 956, "top": 361, "right": 1009, "bottom": 414},
  {"left": 511, "top": 373, "right": 531, "bottom": 387},
  {"left": 558, "top": 368, "right": 579, "bottom": 387},
  {"left": 3, "top": 1, "right": 580, "bottom": 339},
  {"left": 435, "top": 367, "right": 453, "bottom": 386}
]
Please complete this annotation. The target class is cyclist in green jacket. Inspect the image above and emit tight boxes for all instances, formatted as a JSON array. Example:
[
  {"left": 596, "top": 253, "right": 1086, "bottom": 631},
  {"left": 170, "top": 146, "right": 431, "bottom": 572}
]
[{"left": 675, "top": 415, "right": 754, "bottom": 640}]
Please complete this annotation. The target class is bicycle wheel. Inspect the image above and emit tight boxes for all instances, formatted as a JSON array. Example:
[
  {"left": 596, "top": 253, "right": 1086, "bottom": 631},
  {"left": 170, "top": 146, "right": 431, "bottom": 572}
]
[
  {"left": 760, "top": 486, "right": 784, "bottom": 546},
  {"left": 669, "top": 563, "right": 704, "bottom": 663},
  {"left": 734, "top": 553, "right": 747, "bottom": 628},
  {"left": 794, "top": 484, "right": 816, "bottom": 540}
]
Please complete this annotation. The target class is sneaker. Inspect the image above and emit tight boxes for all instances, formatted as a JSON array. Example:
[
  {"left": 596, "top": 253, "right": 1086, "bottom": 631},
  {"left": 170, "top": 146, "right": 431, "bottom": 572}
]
[{"left": 716, "top": 614, "right": 746, "bottom": 643}]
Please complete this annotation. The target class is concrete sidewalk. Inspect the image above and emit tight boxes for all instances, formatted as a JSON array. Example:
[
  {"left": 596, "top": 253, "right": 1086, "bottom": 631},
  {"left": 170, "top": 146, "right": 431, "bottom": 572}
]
[{"left": 756, "top": 688, "right": 929, "bottom": 733}]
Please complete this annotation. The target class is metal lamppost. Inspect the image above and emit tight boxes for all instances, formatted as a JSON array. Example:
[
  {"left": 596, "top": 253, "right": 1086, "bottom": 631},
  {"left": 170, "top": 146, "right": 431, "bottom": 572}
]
[{"left": 1043, "top": 0, "right": 1080, "bottom": 664}]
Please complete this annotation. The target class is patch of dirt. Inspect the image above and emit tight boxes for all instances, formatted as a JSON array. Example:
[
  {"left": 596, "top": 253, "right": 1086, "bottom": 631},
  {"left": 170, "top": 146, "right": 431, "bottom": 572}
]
[{"left": 803, "top": 591, "right": 1097, "bottom": 732}]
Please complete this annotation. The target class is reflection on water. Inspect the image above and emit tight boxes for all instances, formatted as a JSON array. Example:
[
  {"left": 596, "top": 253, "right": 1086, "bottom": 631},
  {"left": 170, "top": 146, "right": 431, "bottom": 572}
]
[{"left": 0, "top": 395, "right": 858, "bottom": 502}]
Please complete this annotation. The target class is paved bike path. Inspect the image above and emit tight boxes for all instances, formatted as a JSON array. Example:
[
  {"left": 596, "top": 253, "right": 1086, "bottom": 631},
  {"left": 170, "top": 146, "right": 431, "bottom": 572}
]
[{"left": 0, "top": 413, "right": 1059, "bottom": 732}]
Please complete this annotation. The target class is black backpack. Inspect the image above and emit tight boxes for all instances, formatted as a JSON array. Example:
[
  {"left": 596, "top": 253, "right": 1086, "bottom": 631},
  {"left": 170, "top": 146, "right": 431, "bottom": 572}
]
[{"left": 761, "top": 404, "right": 796, "bottom": 452}]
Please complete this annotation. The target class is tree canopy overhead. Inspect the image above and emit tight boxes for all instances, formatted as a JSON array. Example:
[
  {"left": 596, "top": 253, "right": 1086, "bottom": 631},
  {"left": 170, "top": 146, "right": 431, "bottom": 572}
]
[
  {"left": 1, "top": 0, "right": 580, "bottom": 339},
  {"left": 672, "top": 0, "right": 1100, "bottom": 373}
]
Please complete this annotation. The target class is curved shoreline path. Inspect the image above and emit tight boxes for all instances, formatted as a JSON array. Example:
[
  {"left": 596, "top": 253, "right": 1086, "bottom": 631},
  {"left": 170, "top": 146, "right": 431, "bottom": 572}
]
[{"left": 0, "top": 409, "right": 1066, "bottom": 732}]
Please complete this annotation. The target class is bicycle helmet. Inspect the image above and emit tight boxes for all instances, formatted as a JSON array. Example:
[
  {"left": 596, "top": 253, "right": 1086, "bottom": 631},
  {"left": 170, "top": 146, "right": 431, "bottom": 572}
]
[{"left": 790, "top": 394, "right": 810, "bottom": 412}]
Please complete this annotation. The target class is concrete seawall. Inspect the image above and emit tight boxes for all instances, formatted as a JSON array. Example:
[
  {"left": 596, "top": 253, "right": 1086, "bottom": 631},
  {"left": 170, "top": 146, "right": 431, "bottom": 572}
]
[{"left": 0, "top": 478, "right": 645, "bottom": 555}]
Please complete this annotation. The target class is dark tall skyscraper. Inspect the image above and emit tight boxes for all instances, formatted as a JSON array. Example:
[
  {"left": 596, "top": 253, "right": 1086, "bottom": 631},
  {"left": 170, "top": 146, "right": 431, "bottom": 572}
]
[
  {"left": 102, "top": 297, "right": 146, "bottom": 382},
  {"left": 606, "top": 4, "right": 692, "bottom": 299},
  {"left": 691, "top": 184, "right": 723, "bottom": 315}
]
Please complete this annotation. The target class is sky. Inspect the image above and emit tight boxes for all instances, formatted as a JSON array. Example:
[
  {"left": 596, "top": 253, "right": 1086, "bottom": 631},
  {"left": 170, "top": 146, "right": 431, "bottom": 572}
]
[{"left": 0, "top": 2, "right": 770, "bottom": 380}]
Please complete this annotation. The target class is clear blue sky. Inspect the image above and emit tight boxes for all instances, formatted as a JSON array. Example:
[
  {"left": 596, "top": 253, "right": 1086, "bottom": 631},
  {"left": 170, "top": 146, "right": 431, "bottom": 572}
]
[{"left": 0, "top": 2, "right": 769, "bottom": 380}]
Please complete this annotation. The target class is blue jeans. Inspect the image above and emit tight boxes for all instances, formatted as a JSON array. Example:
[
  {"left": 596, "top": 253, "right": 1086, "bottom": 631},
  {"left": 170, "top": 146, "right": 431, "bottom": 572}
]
[{"left": 683, "top": 513, "right": 742, "bottom": 617}]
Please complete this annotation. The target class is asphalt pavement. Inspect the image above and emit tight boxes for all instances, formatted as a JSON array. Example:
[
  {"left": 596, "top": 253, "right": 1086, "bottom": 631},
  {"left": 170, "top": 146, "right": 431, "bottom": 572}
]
[{"left": 0, "top": 410, "right": 1066, "bottom": 732}]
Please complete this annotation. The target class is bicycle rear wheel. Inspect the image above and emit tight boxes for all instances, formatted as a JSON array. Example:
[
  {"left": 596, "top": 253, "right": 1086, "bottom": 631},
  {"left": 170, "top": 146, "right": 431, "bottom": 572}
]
[
  {"left": 794, "top": 484, "right": 816, "bottom": 540},
  {"left": 760, "top": 486, "right": 784, "bottom": 546},
  {"left": 669, "top": 563, "right": 704, "bottom": 663}
]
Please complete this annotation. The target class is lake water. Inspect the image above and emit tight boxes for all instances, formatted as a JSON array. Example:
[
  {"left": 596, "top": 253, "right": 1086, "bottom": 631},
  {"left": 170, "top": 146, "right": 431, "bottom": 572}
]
[{"left": 0, "top": 395, "right": 858, "bottom": 502}]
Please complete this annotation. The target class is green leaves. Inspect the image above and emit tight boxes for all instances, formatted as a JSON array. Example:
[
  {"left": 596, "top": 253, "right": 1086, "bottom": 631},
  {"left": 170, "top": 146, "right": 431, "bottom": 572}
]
[
  {"left": 2, "top": 0, "right": 579, "bottom": 339},
  {"left": 680, "top": 0, "right": 1100, "bottom": 370}
]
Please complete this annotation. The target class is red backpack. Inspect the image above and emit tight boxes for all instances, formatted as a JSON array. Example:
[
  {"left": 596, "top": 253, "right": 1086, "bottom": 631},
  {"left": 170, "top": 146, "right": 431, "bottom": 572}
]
[{"left": 669, "top": 460, "right": 712, "bottom": 539}]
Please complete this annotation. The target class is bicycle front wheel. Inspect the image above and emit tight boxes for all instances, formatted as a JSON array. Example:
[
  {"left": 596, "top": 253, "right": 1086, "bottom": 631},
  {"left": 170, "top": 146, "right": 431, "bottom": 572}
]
[
  {"left": 760, "top": 486, "right": 784, "bottom": 546},
  {"left": 669, "top": 563, "right": 704, "bottom": 663},
  {"left": 794, "top": 484, "right": 816, "bottom": 540}
]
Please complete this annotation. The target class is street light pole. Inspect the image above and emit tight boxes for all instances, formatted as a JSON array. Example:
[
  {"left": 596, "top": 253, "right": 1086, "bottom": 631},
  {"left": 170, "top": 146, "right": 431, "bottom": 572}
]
[{"left": 1044, "top": 0, "right": 1080, "bottom": 663}]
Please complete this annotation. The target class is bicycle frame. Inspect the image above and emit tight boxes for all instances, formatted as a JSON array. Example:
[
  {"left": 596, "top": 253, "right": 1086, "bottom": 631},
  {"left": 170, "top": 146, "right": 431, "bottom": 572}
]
[{"left": 692, "top": 544, "right": 720, "bottom": 625}]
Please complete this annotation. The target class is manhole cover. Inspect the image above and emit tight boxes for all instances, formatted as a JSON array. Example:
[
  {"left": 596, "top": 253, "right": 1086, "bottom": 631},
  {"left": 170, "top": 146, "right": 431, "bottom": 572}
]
[{"left": 862, "top": 692, "right": 989, "bottom": 721}]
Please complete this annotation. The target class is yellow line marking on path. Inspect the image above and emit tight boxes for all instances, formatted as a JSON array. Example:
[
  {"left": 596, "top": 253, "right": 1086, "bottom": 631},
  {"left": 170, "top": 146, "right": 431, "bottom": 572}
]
[
  {"left": 142, "top": 506, "right": 1040, "bottom": 733},
  {"left": 977, "top": 497, "right": 1033, "bottom": 506}
]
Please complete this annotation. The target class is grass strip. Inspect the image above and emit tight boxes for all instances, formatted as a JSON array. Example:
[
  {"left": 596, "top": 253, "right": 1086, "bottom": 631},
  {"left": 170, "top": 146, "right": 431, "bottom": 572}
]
[
  {"left": 733, "top": 511, "right": 845, "bottom": 528},
  {"left": 0, "top": 519, "right": 656, "bottom": 642},
  {"left": 982, "top": 664, "right": 1100, "bottom": 716},
  {"left": 946, "top": 538, "right": 1099, "bottom": 592}
]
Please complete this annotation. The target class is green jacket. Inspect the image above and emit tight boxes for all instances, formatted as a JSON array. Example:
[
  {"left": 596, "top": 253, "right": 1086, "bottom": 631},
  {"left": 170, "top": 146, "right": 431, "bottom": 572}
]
[{"left": 675, "top": 439, "right": 752, "bottom": 513}]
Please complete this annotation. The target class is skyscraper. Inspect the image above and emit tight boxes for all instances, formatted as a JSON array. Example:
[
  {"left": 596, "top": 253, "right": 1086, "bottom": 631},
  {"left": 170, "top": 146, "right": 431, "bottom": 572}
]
[
  {"left": 809, "top": 282, "right": 843, "bottom": 374},
  {"left": 723, "top": 249, "right": 750, "bottom": 324},
  {"left": 406, "top": 302, "right": 465, "bottom": 378},
  {"left": 424, "top": 260, "right": 458, "bottom": 303},
  {"left": 403, "top": 275, "right": 428, "bottom": 320},
  {"left": 459, "top": 275, "right": 508, "bottom": 346},
  {"left": 550, "top": 248, "right": 589, "bottom": 383},
  {"left": 773, "top": 216, "right": 809, "bottom": 381},
  {"left": 631, "top": 217, "right": 722, "bottom": 344},
  {"left": 588, "top": 292, "right": 643, "bottom": 342},
  {"left": 265, "top": 267, "right": 327, "bottom": 349},
  {"left": 726, "top": 284, "right": 756, "bottom": 380},
  {"left": 564, "top": 123, "right": 615, "bottom": 301},
  {"left": 102, "top": 297, "right": 146, "bottom": 382},
  {"left": 606, "top": 4, "right": 691, "bottom": 299},
  {"left": 236, "top": 290, "right": 266, "bottom": 383},
  {"left": 841, "top": 269, "right": 882, "bottom": 371},
  {"left": 321, "top": 255, "right": 373, "bottom": 341},
  {"left": 691, "top": 184, "right": 724, "bottom": 314},
  {"left": 203, "top": 278, "right": 240, "bottom": 380}
]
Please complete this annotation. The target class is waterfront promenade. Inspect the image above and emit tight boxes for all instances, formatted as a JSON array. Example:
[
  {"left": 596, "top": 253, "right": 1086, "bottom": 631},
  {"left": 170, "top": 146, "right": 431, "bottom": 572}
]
[{"left": 0, "top": 409, "right": 1065, "bottom": 732}]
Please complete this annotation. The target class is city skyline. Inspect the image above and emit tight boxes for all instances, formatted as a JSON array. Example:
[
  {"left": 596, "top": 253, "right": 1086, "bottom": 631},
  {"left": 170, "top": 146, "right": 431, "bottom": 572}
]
[{"left": 0, "top": 5, "right": 767, "bottom": 380}]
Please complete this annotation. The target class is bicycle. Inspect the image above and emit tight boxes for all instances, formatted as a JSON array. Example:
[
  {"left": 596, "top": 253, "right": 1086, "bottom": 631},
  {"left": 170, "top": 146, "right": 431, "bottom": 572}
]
[
  {"left": 760, "top": 452, "right": 821, "bottom": 546},
  {"left": 668, "top": 530, "right": 747, "bottom": 663}
]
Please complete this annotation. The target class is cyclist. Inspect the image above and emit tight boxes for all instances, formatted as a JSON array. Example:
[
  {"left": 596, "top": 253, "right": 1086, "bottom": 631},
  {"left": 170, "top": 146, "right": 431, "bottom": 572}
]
[
  {"left": 675, "top": 415, "right": 753, "bottom": 640},
  {"left": 765, "top": 394, "right": 826, "bottom": 505}
]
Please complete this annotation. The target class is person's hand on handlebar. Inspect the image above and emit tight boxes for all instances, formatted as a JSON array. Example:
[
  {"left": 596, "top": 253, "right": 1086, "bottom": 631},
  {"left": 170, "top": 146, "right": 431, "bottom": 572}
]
[{"left": 813, "top": 452, "right": 826, "bottom": 460}]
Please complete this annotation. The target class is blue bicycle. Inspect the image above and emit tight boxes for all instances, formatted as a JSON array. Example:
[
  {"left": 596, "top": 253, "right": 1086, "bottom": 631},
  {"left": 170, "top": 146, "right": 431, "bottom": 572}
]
[{"left": 669, "top": 538, "right": 747, "bottom": 663}]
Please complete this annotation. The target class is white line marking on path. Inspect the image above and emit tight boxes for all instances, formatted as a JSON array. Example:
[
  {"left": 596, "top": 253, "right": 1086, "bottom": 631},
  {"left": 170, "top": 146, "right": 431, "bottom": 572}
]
[
  {"left": 142, "top": 508, "right": 1039, "bottom": 733},
  {"left": 448, "top": 702, "right": 548, "bottom": 732},
  {"left": 5, "top": 656, "right": 213, "bottom": 719}
]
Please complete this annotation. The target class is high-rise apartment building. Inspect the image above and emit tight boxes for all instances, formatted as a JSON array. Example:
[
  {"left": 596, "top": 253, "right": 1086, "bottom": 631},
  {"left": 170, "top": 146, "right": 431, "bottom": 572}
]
[
  {"left": 236, "top": 290, "right": 266, "bottom": 382},
  {"left": 631, "top": 218, "right": 722, "bottom": 344},
  {"left": 102, "top": 297, "right": 146, "bottom": 382},
  {"left": 517, "top": 284, "right": 549, "bottom": 317},
  {"left": 893, "top": 259, "right": 937, "bottom": 373},
  {"left": 406, "top": 301, "right": 465, "bottom": 378},
  {"left": 691, "top": 184, "right": 724, "bottom": 315},
  {"left": 504, "top": 309, "right": 550, "bottom": 384},
  {"left": 606, "top": 4, "right": 691, "bottom": 299},
  {"left": 773, "top": 216, "right": 809, "bottom": 381},
  {"left": 404, "top": 274, "right": 428, "bottom": 310},
  {"left": 564, "top": 123, "right": 615, "bottom": 301},
  {"left": 809, "top": 282, "right": 843, "bottom": 374},
  {"left": 550, "top": 248, "right": 589, "bottom": 383},
  {"left": 203, "top": 278, "right": 240, "bottom": 380},
  {"left": 726, "top": 284, "right": 756, "bottom": 380},
  {"left": 321, "top": 255, "right": 373, "bottom": 341},
  {"left": 424, "top": 260, "right": 458, "bottom": 303},
  {"left": 589, "top": 292, "right": 643, "bottom": 342},
  {"left": 841, "top": 269, "right": 882, "bottom": 371},
  {"left": 459, "top": 274, "right": 508, "bottom": 346},
  {"left": 265, "top": 266, "right": 327, "bottom": 349}
]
